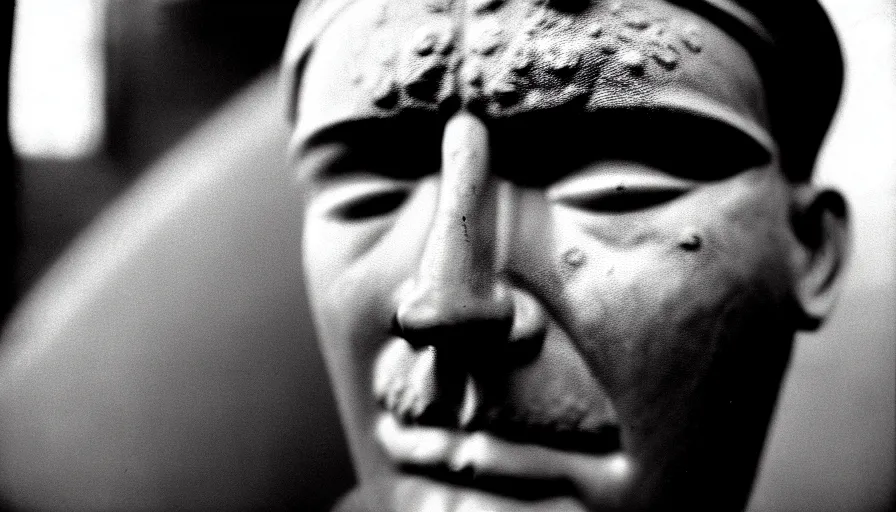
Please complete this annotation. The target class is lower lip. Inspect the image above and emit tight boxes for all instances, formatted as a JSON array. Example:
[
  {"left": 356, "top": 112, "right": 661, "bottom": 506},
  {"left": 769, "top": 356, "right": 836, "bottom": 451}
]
[
  {"left": 375, "top": 414, "right": 634, "bottom": 510},
  {"left": 378, "top": 475, "right": 591, "bottom": 512}
]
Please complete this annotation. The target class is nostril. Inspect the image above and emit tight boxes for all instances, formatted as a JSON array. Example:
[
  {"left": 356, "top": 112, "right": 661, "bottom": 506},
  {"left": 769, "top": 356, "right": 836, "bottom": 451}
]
[
  {"left": 395, "top": 312, "right": 513, "bottom": 352},
  {"left": 394, "top": 284, "right": 514, "bottom": 352}
]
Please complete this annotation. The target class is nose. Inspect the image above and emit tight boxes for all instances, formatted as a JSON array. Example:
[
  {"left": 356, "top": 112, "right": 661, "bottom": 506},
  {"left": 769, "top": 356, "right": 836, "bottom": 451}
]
[{"left": 395, "top": 112, "right": 514, "bottom": 354}]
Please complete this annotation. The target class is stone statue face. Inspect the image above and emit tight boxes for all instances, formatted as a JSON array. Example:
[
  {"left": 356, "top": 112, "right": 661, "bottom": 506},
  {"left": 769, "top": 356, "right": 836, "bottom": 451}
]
[{"left": 293, "top": 1, "right": 848, "bottom": 510}]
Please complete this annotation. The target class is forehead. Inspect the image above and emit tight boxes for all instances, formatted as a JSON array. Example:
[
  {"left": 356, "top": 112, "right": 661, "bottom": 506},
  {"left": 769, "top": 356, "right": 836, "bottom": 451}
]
[{"left": 294, "top": 0, "right": 772, "bottom": 150}]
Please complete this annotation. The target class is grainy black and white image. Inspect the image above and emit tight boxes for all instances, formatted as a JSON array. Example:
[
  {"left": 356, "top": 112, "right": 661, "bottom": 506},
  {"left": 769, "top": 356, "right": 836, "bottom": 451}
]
[{"left": 0, "top": 0, "right": 892, "bottom": 511}]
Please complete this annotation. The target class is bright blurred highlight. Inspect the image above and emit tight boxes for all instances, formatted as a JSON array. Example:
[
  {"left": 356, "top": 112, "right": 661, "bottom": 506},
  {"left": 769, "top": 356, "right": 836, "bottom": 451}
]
[{"left": 10, "top": 0, "right": 108, "bottom": 159}]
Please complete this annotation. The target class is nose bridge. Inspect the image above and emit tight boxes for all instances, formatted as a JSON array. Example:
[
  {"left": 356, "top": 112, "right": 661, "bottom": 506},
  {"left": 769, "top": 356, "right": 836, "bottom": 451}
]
[
  {"left": 395, "top": 111, "right": 512, "bottom": 346},
  {"left": 425, "top": 111, "right": 500, "bottom": 291}
]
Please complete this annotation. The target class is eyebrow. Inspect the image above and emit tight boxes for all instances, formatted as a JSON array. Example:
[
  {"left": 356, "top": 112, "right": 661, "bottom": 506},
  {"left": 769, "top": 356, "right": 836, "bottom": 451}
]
[
  {"left": 293, "top": 105, "right": 774, "bottom": 184},
  {"left": 293, "top": 115, "right": 446, "bottom": 182},
  {"left": 475, "top": 107, "right": 772, "bottom": 186},
  {"left": 293, "top": 111, "right": 446, "bottom": 156}
]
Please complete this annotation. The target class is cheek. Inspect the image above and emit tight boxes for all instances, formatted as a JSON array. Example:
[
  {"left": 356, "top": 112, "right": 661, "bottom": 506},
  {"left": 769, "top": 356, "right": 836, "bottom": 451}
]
[
  {"left": 302, "top": 182, "right": 439, "bottom": 363},
  {"left": 545, "top": 173, "right": 794, "bottom": 426}
]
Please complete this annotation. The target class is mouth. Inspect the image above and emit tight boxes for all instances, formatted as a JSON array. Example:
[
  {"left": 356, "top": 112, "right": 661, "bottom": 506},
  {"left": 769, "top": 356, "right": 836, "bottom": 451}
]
[
  {"left": 475, "top": 408, "right": 622, "bottom": 455},
  {"left": 376, "top": 414, "right": 634, "bottom": 508}
]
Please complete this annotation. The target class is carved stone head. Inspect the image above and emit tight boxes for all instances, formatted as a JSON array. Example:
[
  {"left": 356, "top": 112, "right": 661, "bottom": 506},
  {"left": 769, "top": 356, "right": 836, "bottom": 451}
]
[{"left": 284, "top": 0, "right": 848, "bottom": 510}]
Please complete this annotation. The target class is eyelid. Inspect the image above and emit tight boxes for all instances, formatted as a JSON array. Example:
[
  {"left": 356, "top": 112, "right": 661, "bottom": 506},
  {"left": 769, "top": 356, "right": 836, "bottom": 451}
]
[
  {"left": 547, "top": 164, "right": 697, "bottom": 204},
  {"left": 309, "top": 179, "right": 412, "bottom": 218}
]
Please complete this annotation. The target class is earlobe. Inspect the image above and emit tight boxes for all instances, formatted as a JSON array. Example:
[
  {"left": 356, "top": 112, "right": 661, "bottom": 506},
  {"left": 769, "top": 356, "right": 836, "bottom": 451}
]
[{"left": 790, "top": 186, "right": 851, "bottom": 331}]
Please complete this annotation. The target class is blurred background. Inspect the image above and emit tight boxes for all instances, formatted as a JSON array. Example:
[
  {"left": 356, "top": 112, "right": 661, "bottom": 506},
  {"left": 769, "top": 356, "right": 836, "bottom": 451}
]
[
  {"left": 8, "top": 0, "right": 299, "bottom": 300},
  {"left": 0, "top": 0, "right": 892, "bottom": 510}
]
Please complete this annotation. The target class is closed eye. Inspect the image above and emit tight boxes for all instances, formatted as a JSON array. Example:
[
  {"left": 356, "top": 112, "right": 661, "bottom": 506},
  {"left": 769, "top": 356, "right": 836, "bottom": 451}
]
[
  {"left": 333, "top": 190, "right": 409, "bottom": 219},
  {"left": 312, "top": 181, "right": 411, "bottom": 221},
  {"left": 548, "top": 164, "right": 696, "bottom": 213},
  {"left": 559, "top": 188, "right": 687, "bottom": 212}
]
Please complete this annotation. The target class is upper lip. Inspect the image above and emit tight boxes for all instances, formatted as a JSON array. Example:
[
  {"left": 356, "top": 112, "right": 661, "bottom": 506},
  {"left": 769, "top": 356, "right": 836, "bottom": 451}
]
[
  {"left": 380, "top": 396, "right": 621, "bottom": 455},
  {"left": 374, "top": 335, "right": 623, "bottom": 457}
]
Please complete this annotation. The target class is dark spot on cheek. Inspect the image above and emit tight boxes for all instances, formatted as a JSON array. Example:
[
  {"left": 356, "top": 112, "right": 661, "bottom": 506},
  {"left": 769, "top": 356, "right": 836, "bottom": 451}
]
[
  {"left": 563, "top": 247, "right": 586, "bottom": 268},
  {"left": 682, "top": 26, "right": 704, "bottom": 52},
  {"left": 678, "top": 229, "right": 703, "bottom": 251}
]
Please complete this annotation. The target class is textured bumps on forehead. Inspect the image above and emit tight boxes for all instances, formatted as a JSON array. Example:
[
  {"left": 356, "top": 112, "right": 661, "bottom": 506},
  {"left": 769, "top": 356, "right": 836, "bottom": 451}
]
[
  {"left": 293, "top": 0, "right": 770, "bottom": 149},
  {"left": 348, "top": 0, "right": 712, "bottom": 115}
]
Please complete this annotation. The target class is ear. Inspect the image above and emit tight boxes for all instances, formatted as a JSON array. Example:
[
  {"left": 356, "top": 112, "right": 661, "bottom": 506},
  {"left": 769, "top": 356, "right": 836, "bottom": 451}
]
[{"left": 790, "top": 186, "right": 851, "bottom": 331}]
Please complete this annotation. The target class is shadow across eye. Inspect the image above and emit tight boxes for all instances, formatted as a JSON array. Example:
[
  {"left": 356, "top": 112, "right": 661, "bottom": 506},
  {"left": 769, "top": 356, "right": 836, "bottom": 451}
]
[
  {"left": 330, "top": 189, "right": 410, "bottom": 220},
  {"left": 560, "top": 187, "right": 688, "bottom": 213}
]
